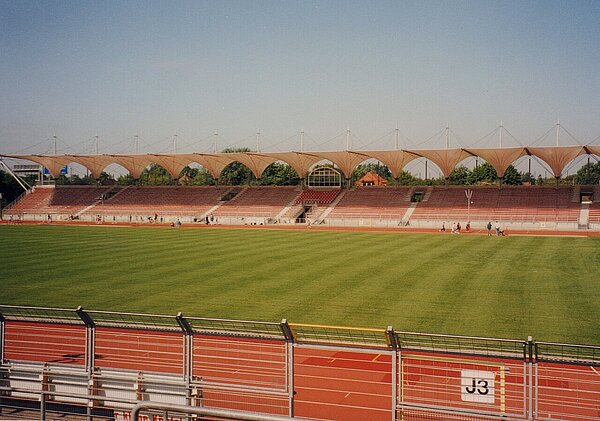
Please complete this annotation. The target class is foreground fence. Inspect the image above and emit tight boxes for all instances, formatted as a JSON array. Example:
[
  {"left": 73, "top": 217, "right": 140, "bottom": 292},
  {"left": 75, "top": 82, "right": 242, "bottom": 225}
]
[{"left": 0, "top": 305, "right": 598, "bottom": 421}]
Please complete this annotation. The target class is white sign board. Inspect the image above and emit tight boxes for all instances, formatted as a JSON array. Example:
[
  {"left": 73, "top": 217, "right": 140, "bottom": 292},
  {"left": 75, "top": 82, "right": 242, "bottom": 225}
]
[{"left": 461, "top": 369, "right": 495, "bottom": 403}]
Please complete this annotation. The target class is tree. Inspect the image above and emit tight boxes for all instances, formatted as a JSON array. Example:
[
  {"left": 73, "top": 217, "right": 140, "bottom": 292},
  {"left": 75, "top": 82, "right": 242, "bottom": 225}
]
[
  {"left": 0, "top": 169, "right": 27, "bottom": 206},
  {"left": 117, "top": 174, "right": 136, "bottom": 185},
  {"left": 468, "top": 163, "right": 498, "bottom": 185},
  {"left": 394, "top": 170, "right": 419, "bottom": 185},
  {"left": 520, "top": 172, "right": 535, "bottom": 184},
  {"left": 575, "top": 162, "right": 600, "bottom": 185},
  {"left": 98, "top": 172, "right": 115, "bottom": 185},
  {"left": 448, "top": 166, "right": 470, "bottom": 185},
  {"left": 261, "top": 163, "right": 300, "bottom": 186},
  {"left": 140, "top": 164, "right": 171, "bottom": 185},
  {"left": 351, "top": 163, "right": 392, "bottom": 182},
  {"left": 220, "top": 148, "right": 253, "bottom": 185},
  {"left": 502, "top": 165, "right": 521, "bottom": 186}
]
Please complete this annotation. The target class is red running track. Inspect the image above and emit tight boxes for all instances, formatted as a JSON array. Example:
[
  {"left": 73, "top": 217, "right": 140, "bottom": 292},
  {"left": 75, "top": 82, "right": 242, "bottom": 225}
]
[{"left": 2, "top": 321, "right": 599, "bottom": 420}]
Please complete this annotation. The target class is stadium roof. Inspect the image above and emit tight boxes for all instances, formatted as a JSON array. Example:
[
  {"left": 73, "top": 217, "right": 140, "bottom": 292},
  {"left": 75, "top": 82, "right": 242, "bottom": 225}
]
[{"left": 1, "top": 145, "right": 596, "bottom": 179}]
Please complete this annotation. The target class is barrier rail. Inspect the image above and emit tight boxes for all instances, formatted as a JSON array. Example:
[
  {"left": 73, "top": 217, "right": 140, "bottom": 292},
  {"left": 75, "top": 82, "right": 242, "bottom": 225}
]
[{"left": 1, "top": 305, "right": 599, "bottom": 421}]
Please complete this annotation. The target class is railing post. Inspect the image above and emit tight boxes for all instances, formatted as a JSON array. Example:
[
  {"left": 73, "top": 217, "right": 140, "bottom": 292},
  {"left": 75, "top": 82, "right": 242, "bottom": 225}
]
[
  {"left": 526, "top": 335, "right": 534, "bottom": 420},
  {"left": 75, "top": 306, "right": 96, "bottom": 372},
  {"left": 0, "top": 310, "right": 5, "bottom": 362},
  {"left": 280, "top": 319, "right": 295, "bottom": 417},
  {"left": 39, "top": 392, "right": 46, "bottom": 421},
  {"left": 176, "top": 312, "right": 195, "bottom": 414},
  {"left": 386, "top": 326, "right": 398, "bottom": 421}
]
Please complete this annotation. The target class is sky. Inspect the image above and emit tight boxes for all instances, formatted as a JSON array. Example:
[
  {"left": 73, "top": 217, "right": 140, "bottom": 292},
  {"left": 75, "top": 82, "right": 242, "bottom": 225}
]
[{"left": 1, "top": 0, "right": 600, "bottom": 158}]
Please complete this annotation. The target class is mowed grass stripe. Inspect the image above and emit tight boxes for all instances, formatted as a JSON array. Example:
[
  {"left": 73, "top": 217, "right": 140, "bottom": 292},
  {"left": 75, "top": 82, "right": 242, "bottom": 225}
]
[{"left": 0, "top": 225, "right": 598, "bottom": 345}]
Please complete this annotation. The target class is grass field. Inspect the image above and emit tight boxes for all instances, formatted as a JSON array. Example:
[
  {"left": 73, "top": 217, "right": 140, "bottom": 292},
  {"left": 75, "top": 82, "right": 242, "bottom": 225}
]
[{"left": 0, "top": 224, "right": 598, "bottom": 345}]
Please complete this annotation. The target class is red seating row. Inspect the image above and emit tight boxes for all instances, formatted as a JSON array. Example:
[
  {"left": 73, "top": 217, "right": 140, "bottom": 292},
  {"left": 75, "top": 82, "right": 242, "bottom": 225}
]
[
  {"left": 5, "top": 186, "right": 112, "bottom": 215},
  {"left": 214, "top": 187, "right": 299, "bottom": 217},
  {"left": 295, "top": 189, "right": 340, "bottom": 205},
  {"left": 328, "top": 187, "right": 412, "bottom": 219},
  {"left": 89, "top": 186, "right": 231, "bottom": 216},
  {"left": 411, "top": 186, "right": 580, "bottom": 223}
]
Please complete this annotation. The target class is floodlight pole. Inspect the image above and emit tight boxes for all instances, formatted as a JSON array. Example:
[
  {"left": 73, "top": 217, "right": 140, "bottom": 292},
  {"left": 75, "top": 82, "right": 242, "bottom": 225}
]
[
  {"left": 445, "top": 125, "right": 449, "bottom": 149},
  {"left": 346, "top": 127, "right": 351, "bottom": 150},
  {"left": 300, "top": 129, "right": 304, "bottom": 152},
  {"left": 465, "top": 189, "right": 473, "bottom": 223},
  {"left": 395, "top": 127, "right": 399, "bottom": 150}
]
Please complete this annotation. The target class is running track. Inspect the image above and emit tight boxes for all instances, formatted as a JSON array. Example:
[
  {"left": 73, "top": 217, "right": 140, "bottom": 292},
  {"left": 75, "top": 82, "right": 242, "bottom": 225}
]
[{"left": 2, "top": 321, "right": 599, "bottom": 420}]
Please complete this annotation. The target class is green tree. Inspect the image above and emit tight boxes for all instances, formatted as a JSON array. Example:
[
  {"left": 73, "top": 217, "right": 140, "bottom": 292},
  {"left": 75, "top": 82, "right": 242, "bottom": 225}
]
[
  {"left": 178, "top": 166, "right": 215, "bottom": 185},
  {"left": 502, "top": 165, "right": 521, "bottom": 185},
  {"left": 261, "top": 162, "right": 300, "bottom": 185},
  {"left": 140, "top": 164, "right": 171, "bottom": 185},
  {"left": 448, "top": 166, "right": 471, "bottom": 185},
  {"left": 575, "top": 162, "right": 600, "bottom": 185},
  {"left": 351, "top": 163, "right": 392, "bottom": 181},
  {"left": 220, "top": 148, "right": 253, "bottom": 185},
  {"left": 98, "top": 172, "right": 115, "bottom": 185},
  {"left": 468, "top": 162, "right": 498, "bottom": 184},
  {"left": 0, "top": 169, "right": 27, "bottom": 206},
  {"left": 394, "top": 170, "right": 419, "bottom": 185},
  {"left": 520, "top": 172, "right": 535, "bottom": 184},
  {"left": 117, "top": 174, "right": 136, "bottom": 185}
]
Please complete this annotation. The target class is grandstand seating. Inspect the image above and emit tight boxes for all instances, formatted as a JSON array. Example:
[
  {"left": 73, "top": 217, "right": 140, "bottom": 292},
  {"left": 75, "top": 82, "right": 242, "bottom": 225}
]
[
  {"left": 213, "top": 186, "right": 300, "bottom": 218},
  {"left": 88, "top": 186, "right": 231, "bottom": 216},
  {"left": 327, "top": 187, "right": 412, "bottom": 219},
  {"left": 410, "top": 185, "right": 580, "bottom": 223},
  {"left": 5, "top": 186, "right": 113, "bottom": 216},
  {"left": 3, "top": 184, "right": 593, "bottom": 228},
  {"left": 294, "top": 189, "right": 340, "bottom": 205},
  {"left": 588, "top": 185, "right": 600, "bottom": 224}
]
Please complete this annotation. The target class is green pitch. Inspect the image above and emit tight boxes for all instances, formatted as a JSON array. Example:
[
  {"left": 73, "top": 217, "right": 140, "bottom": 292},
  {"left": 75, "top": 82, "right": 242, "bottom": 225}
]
[{"left": 0, "top": 225, "right": 598, "bottom": 345}]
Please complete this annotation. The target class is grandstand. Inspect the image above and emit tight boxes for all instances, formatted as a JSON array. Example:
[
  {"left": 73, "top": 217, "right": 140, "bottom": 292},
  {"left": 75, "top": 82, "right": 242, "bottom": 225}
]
[
  {"left": 409, "top": 185, "right": 582, "bottom": 229},
  {"left": 3, "top": 184, "right": 598, "bottom": 231},
  {"left": 212, "top": 186, "right": 300, "bottom": 224}
]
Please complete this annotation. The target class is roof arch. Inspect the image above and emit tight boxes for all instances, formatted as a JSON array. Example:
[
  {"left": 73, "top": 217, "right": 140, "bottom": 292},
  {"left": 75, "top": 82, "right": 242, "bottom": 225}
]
[
  {"left": 107, "top": 154, "right": 158, "bottom": 179},
  {"left": 526, "top": 146, "right": 586, "bottom": 178},
  {"left": 306, "top": 151, "right": 371, "bottom": 178},
  {"left": 464, "top": 147, "right": 527, "bottom": 178},
  {"left": 361, "top": 150, "right": 421, "bottom": 178},
  {"left": 255, "top": 152, "right": 323, "bottom": 179},
  {"left": 11, "top": 155, "right": 75, "bottom": 178},
  {"left": 407, "top": 149, "right": 473, "bottom": 178}
]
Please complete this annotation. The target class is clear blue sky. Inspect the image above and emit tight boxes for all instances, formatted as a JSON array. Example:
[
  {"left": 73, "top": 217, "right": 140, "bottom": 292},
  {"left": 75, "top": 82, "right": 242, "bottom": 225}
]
[{"left": 1, "top": 0, "right": 600, "bottom": 155}]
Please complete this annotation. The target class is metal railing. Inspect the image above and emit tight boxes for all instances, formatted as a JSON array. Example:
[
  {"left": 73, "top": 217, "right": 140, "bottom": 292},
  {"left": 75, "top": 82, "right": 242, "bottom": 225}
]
[{"left": 1, "top": 305, "right": 599, "bottom": 421}]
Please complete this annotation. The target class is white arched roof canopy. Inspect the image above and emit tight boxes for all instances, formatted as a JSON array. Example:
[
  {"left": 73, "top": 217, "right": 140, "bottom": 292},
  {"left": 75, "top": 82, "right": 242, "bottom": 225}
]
[
  {"left": 66, "top": 155, "right": 117, "bottom": 179},
  {"left": 12, "top": 155, "right": 74, "bottom": 178},
  {"left": 362, "top": 150, "right": 421, "bottom": 178},
  {"left": 584, "top": 145, "right": 600, "bottom": 159},
  {"left": 407, "top": 149, "right": 472, "bottom": 178},
  {"left": 465, "top": 147, "right": 527, "bottom": 178},
  {"left": 108, "top": 154, "right": 159, "bottom": 179},
  {"left": 257, "top": 152, "right": 323, "bottom": 179},
  {"left": 526, "top": 146, "right": 586, "bottom": 178},
  {"left": 308, "top": 151, "right": 371, "bottom": 179},
  {"left": 220, "top": 153, "right": 279, "bottom": 179}
]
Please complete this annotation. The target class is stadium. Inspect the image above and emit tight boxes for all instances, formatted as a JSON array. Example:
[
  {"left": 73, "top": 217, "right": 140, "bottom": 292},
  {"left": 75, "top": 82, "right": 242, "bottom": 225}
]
[{"left": 0, "top": 143, "right": 599, "bottom": 421}]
